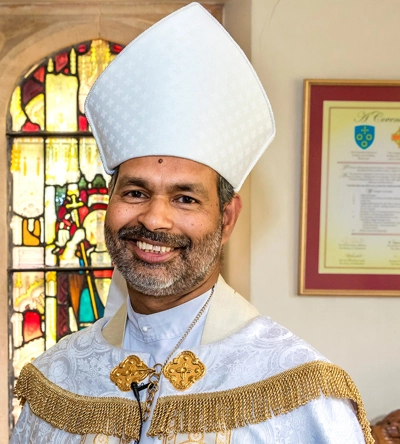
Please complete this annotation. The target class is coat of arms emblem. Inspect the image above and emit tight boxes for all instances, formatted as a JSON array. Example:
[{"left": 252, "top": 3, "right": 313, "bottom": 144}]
[
  {"left": 391, "top": 127, "right": 400, "bottom": 148},
  {"left": 354, "top": 125, "right": 375, "bottom": 149}
]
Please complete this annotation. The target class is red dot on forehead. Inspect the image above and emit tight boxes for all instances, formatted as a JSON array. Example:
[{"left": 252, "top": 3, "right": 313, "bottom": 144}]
[{"left": 158, "top": 158, "right": 163, "bottom": 164}]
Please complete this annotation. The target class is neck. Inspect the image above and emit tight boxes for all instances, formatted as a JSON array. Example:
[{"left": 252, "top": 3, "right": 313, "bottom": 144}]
[{"left": 127, "top": 266, "right": 220, "bottom": 314}]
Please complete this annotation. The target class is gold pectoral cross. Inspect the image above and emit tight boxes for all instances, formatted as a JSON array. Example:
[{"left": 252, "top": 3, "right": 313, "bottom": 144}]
[
  {"left": 110, "top": 355, "right": 156, "bottom": 391},
  {"left": 163, "top": 351, "right": 206, "bottom": 390}
]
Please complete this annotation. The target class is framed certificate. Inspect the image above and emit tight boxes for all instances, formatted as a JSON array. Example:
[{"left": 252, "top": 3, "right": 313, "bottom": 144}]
[{"left": 300, "top": 79, "right": 400, "bottom": 296}]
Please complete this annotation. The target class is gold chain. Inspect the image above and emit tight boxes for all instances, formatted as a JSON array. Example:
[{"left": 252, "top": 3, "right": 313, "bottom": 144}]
[
  {"left": 142, "top": 364, "right": 162, "bottom": 421},
  {"left": 142, "top": 285, "right": 215, "bottom": 420}
]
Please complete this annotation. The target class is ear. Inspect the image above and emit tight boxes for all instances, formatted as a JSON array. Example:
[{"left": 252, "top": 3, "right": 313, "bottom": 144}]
[{"left": 221, "top": 194, "right": 242, "bottom": 245}]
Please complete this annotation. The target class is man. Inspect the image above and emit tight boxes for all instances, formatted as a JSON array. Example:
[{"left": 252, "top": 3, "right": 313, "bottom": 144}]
[{"left": 11, "top": 3, "right": 373, "bottom": 443}]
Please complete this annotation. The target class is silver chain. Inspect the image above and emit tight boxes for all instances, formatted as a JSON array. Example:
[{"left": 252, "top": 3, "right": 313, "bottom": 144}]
[
  {"left": 163, "top": 285, "right": 215, "bottom": 367},
  {"left": 142, "top": 285, "right": 215, "bottom": 420}
]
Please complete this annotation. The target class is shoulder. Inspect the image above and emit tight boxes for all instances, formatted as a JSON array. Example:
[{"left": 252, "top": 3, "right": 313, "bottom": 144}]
[
  {"left": 205, "top": 276, "right": 325, "bottom": 372},
  {"left": 32, "top": 317, "right": 108, "bottom": 374},
  {"left": 27, "top": 317, "right": 132, "bottom": 398},
  {"left": 240, "top": 314, "right": 327, "bottom": 369},
  {"left": 199, "top": 314, "right": 329, "bottom": 392}
]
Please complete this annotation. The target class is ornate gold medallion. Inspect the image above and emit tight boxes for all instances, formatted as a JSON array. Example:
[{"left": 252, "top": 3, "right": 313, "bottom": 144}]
[
  {"left": 110, "top": 355, "right": 154, "bottom": 391},
  {"left": 163, "top": 351, "right": 206, "bottom": 390}
]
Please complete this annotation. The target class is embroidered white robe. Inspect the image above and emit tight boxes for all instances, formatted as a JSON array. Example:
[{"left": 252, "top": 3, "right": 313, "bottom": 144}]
[{"left": 11, "top": 276, "right": 372, "bottom": 444}]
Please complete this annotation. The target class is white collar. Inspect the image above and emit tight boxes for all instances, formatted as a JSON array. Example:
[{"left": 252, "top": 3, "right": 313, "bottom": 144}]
[
  {"left": 103, "top": 274, "right": 260, "bottom": 347},
  {"left": 126, "top": 289, "right": 211, "bottom": 343}
]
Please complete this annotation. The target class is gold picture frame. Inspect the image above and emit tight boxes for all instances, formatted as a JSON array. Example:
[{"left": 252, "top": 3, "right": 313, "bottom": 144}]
[{"left": 300, "top": 79, "right": 400, "bottom": 296}]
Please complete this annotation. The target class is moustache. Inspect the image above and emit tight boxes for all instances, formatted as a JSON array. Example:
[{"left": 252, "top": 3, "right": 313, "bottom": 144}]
[{"left": 118, "top": 226, "right": 191, "bottom": 248}]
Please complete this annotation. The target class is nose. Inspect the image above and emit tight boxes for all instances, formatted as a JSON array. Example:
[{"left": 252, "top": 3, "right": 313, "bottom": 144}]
[{"left": 137, "top": 196, "right": 173, "bottom": 232}]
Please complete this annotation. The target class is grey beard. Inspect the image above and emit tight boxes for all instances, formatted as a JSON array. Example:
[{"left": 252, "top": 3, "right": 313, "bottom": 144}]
[{"left": 104, "top": 223, "right": 222, "bottom": 297}]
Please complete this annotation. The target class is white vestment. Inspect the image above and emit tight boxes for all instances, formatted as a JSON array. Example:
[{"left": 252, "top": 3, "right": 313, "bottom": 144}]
[{"left": 11, "top": 276, "right": 372, "bottom": 444}]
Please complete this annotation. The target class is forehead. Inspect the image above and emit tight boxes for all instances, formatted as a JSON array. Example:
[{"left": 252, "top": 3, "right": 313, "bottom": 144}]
[{"left": 117, "top": 156, "right": 218, "bottom": 190}]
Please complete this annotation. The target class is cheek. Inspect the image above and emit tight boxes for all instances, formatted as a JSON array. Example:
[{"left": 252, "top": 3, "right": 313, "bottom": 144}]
[
  {"left": 105, "top": 202, "right": 136, "bottom": 230},
  {"left": 179, "top": 214, "right": 220, "bottom": 236}
]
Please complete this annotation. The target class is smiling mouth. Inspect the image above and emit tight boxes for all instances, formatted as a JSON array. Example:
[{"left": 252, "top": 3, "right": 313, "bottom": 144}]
[
  {"left": 136, "top": 240, "right": 175, "bottom": 254},
  {"left": 118, "top": 226, "right": 190, "bottom": 252}
]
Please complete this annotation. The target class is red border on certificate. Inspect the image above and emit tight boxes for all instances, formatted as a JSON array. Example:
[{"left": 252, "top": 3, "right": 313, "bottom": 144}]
[{"left": 300, "top": 80, "right": 400, "bottom": 295}]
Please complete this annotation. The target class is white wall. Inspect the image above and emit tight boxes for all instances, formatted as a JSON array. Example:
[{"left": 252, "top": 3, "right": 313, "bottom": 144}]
[
  {"left": 223, "top": 0, "right": 252, "bottom": 299},
  {"left": 250, "top": 0, "right": 400, "bottom": 422}
]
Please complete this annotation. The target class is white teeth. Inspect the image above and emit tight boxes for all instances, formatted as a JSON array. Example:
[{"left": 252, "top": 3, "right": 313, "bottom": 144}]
[{"left": 136, "top": 241, "right": 173, "bottom": 253}]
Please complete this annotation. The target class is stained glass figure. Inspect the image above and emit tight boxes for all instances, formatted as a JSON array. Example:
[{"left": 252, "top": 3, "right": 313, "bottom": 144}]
[
  {"left": 10, "top": 271, "right": 45, "bottom": 421},
  {"left": 22, "top": 78, "right": 44, "bottom": 105},
  {"left": 9, "top": 87, "right": 27, "bottom": 131},
  {"left": 46, "top": 73, "right": 78, "bottom": 132},
  {"left": 25, "top": 94, "right": 44, "bottom": 130},
  {"left": 7, "top": 39, "right": 122, "bottom": 429},
  {"left": 77, "top": 40, "right": 116, "bottom": 114}
]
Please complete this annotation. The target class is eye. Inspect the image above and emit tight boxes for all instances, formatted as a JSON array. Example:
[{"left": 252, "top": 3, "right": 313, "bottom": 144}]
[
  {"left": 176, "top": 195, "right": 198, "bottom": 204},
  {"left": 124, "top": 190, "right": 146, "bottom": 199}
]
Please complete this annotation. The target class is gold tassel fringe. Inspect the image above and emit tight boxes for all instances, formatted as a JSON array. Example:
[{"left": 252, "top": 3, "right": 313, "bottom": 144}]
[
  {"left": 14, "top": 363, "right": 141, "bottom": 441},
  {"left": 15, "top": 361, "right": 373, "bottom": 444},
  {"left": 148, "top": 361, "right": 373, "bottom": 444}
]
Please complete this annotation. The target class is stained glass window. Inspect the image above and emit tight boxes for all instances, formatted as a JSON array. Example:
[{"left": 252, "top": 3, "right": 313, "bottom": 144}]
[{"left": 7, "top": 39, "right": 123, "bottom": 427}]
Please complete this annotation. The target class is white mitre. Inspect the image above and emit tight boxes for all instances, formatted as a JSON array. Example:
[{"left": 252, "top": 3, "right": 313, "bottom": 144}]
[
  {"left": 85, "top": 2, "right": 275, "bottom": 316},
  {"left": 85, "top": 2, "right": 275, "bottom": 192}
]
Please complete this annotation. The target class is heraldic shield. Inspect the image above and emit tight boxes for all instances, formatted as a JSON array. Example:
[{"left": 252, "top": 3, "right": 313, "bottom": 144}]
[{"left": 354, "top": 125, "right": 375, "bottom": 149}]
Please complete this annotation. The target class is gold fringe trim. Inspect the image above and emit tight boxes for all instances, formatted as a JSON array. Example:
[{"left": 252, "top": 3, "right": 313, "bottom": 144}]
[
  {"left": 14, "top": 363, "right": 142, "bottom": 441},
  {"left": 15, "top": 361, "right": 373, "bottom": 444},
  {"left": 148, "top": 361, "right": 374, "bottom": 444}
]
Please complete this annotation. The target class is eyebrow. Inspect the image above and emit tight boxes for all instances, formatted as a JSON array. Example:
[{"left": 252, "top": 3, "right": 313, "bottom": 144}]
[
  {"left": 170, "top": 183, "right": 210, "bottom": 198},
  {"left": 117, "top": 176, "right": 210, "bottom": 198},
  {"left": 117, "top": 177, "right": 149, "bottom": 189}
]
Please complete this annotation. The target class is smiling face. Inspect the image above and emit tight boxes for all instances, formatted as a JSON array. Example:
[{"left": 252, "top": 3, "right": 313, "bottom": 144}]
[{"left": 104, "top": 156, "right": 241, "bottom": 303}]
